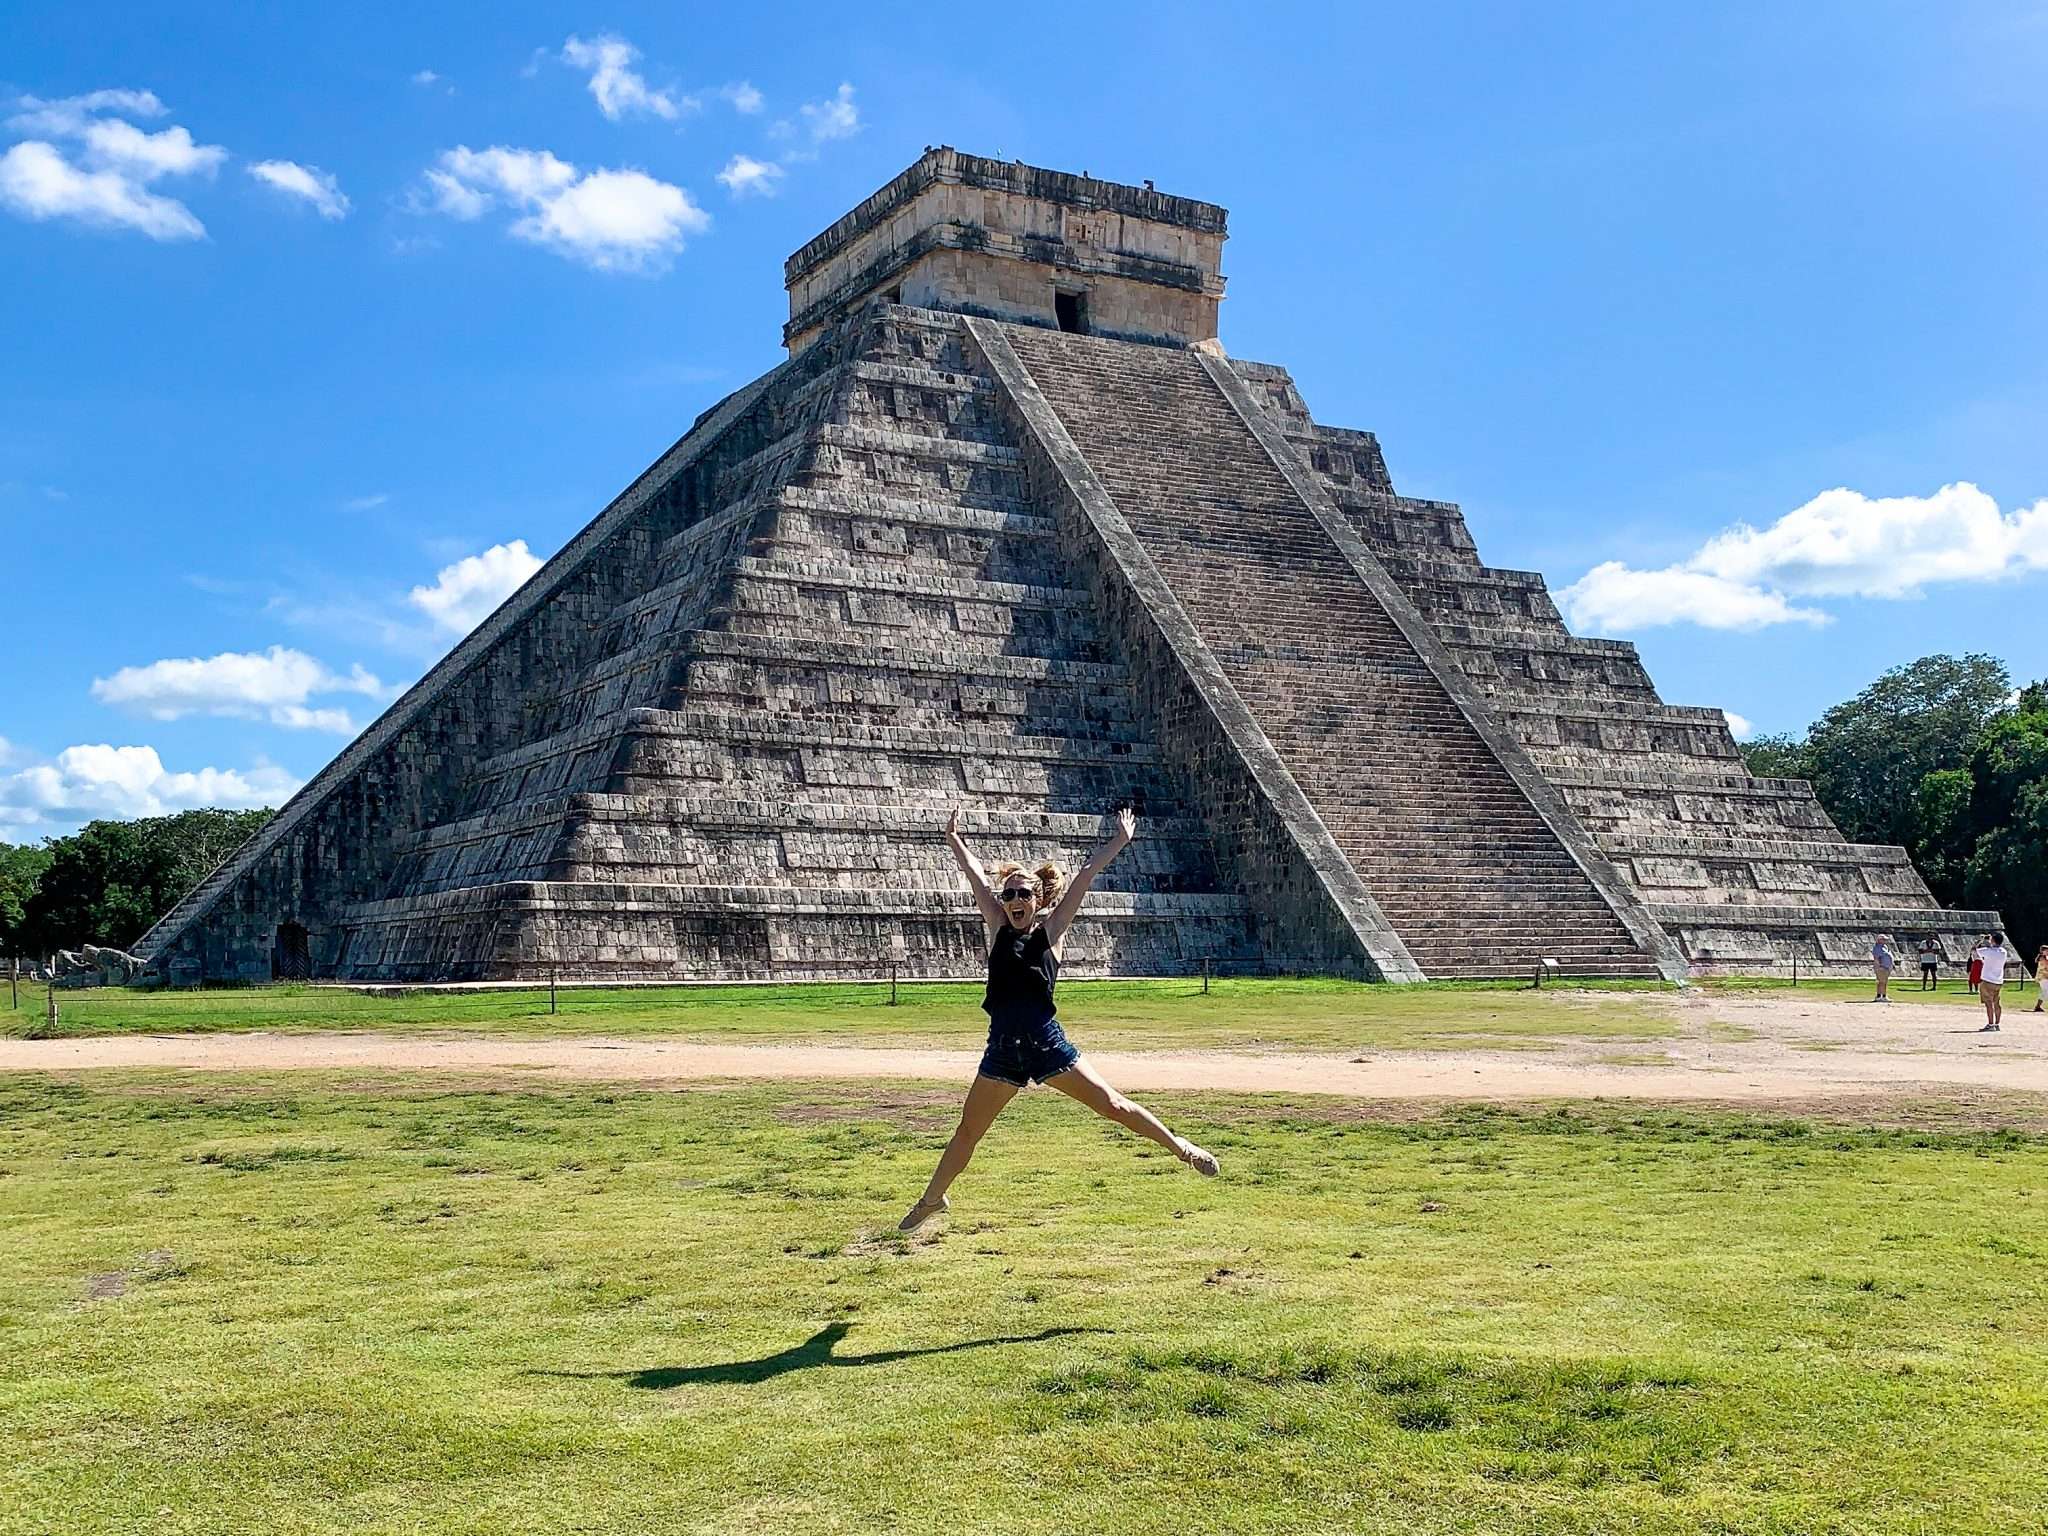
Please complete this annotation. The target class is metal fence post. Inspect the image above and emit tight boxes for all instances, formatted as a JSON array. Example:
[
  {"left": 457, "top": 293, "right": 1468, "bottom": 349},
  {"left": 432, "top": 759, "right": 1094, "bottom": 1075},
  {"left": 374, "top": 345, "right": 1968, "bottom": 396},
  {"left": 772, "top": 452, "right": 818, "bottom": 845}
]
[
  {"left": 1202, "top": 956, "right": 1211, "bottom": 995},
  {"left": 46, "top": 982, "right": 58, "bottom": 1034},
  {"left": 889, "top": 961, "right": 898, "bottom": 1007},
  {"left": 549, "top": 964, "right": 558, "bottom": 1016}
]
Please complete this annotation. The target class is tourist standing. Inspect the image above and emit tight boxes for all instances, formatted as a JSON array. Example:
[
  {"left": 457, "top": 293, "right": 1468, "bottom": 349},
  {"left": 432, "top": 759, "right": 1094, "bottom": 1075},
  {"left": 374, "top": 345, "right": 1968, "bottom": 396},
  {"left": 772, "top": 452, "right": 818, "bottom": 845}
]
[
  {"left": 2033, "top": 943, "right": 2047, "bottom": 1013},
  {"left": 1917, "top": 936, "right": 1941, "bottom": 991},
  {"left": 1973, "top": 932, "right": 2009, "bottom": 1032},
  {"left": 1967, "top": 935, "right": 1986, "bottom": 996},
  {"left": 1870, "top": 935, "right": 1896, "bottom": 1002},
  {"left": 899, "top": 807, "right": 1221, "bottom": 1232}
]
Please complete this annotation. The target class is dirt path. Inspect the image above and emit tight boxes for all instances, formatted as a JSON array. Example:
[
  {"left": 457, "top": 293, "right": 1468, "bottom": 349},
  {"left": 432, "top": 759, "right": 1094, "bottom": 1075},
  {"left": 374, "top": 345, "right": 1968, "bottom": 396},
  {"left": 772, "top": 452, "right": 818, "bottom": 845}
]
[{"left": 4, "top": 988, "right": 2044, "bottom": 1101}]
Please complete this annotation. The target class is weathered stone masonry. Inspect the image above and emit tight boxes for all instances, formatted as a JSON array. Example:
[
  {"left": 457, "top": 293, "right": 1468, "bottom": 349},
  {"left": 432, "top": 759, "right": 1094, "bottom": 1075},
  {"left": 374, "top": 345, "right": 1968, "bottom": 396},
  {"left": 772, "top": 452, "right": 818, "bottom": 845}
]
[{"left": 135, "top": 146, "right": 1998, "bottom": 982}]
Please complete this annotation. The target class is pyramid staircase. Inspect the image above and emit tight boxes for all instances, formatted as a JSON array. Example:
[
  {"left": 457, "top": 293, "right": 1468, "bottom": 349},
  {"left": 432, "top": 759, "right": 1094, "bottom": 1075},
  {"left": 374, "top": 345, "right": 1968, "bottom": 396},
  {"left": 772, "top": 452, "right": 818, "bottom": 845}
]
[{"left": 988, "top": 326, "right": 1670, "bottom": 979}]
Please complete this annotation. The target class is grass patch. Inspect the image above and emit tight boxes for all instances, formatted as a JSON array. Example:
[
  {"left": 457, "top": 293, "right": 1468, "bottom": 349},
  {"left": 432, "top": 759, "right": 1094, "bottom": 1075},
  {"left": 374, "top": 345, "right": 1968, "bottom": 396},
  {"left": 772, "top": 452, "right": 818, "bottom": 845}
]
[
  {"left": 1, "top": 1076, "right": 2044, "bottom": 1532},
  {"left": 2, "top": 975, "right": 1680, "bottom": 1053}
]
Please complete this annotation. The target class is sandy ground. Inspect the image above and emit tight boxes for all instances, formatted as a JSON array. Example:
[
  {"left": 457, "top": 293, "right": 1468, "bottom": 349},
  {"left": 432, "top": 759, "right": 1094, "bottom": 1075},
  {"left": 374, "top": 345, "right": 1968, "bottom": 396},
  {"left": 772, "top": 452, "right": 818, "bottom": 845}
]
[{"left": 3, "top": 988, "right": 2043, "bottom": 1104}]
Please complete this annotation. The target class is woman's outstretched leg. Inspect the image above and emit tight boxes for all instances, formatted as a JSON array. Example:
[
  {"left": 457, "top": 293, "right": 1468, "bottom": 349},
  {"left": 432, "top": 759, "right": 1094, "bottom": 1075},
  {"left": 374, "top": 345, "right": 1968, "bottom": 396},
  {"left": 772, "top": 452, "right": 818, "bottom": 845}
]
[
  {"left": 1048, "top": 1057, "right": 1219, "bottom": 1176},
  {"left": 901, "top": 1073, "right": 1019, "bottom": 1228}
]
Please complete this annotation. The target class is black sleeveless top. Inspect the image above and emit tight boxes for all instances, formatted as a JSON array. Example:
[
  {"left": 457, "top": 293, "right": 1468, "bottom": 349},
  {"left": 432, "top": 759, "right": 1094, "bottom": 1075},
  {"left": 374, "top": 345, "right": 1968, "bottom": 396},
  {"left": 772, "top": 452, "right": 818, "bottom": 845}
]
[{"left": 983, "top": 921, "right": 1058, "bottom": 1023}]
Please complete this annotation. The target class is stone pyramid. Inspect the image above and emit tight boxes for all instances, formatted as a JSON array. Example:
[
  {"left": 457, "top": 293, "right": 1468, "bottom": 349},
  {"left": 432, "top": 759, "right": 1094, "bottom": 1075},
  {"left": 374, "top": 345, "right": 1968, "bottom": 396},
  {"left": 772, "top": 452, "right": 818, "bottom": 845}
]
[{"left": 136, "top": 148, "right": 1998, "bottom": 983}]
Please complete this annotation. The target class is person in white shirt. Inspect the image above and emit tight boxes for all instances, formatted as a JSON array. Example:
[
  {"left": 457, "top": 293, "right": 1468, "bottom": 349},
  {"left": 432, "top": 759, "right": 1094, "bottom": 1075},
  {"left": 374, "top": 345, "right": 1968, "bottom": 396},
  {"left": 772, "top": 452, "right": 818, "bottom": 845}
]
[
  {"left": 1917, "top": 937, "right": 1941, "bottom": 991},
  {"left": 1972, "top": 931, "right": 2009, "bottom": 1032},
  {"left": 1869, "top": 936, "right": 1896, "bottom": 1002}
]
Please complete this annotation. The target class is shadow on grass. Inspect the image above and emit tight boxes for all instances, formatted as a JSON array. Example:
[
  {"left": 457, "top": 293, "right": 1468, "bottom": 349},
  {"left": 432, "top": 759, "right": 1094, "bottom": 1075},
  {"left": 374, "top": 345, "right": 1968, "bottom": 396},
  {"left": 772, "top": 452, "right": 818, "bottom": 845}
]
[{"left": 538, "top": 1321, "right": 1108, "bottom": 1389}]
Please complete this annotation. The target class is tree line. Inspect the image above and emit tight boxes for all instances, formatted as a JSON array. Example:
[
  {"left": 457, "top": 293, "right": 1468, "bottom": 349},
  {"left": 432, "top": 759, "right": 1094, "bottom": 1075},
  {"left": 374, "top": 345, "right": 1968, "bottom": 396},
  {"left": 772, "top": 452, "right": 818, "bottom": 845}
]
[
  {"left": 0, "top": 808, "right": 272, "bottom": 960},
  {"left": 1741, "top": 652, "right": 2045, "bottom": 957},
  {"left": 2, "top": 651, "right": 2042, "bottom": 966}
]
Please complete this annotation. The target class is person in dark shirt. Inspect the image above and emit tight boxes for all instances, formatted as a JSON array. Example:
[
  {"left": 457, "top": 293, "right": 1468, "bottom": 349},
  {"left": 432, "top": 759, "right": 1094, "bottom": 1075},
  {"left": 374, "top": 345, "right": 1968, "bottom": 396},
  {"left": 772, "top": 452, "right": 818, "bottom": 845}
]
[{"left": 900, "top": 807, "right": 1220, "bottom": 1230}]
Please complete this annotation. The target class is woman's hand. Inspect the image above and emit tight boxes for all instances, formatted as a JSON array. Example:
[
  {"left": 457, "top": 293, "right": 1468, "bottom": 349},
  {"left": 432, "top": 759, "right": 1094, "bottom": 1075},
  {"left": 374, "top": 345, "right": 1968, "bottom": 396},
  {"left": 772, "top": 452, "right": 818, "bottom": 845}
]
[
  {"left": 947, "top": 807, "right": 959, "bottom": 838},
  {"left": 1112, "top": 807, "right": 1136, "bottom": 845}
]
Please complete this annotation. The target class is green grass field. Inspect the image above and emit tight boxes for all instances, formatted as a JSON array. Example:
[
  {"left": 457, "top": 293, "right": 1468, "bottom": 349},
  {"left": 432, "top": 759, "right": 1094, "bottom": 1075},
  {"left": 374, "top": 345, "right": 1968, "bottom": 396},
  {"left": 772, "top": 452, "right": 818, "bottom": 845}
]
[
  {"left": 3, "top": 1074, "right": 2044, "bottom": 1534},
  {"left": 2, "top": 976, "right": 1694, "bottom": 1052},
  {"left": 10, "top": 972, "right": 2030, "bottom": 1053}
]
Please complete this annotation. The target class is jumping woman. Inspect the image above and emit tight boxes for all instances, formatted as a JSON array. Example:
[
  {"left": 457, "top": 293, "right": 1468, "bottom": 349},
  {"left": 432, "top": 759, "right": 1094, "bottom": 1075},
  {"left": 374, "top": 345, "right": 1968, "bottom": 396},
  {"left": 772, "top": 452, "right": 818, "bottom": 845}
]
[{"left": 899, "top": 806, "right": 1221, "bottom": 1231}]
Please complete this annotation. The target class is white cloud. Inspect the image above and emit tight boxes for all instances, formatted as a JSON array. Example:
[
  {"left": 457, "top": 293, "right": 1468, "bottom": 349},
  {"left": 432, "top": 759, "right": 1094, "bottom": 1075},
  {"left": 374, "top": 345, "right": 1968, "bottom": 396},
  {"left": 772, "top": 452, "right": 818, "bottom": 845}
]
[
  {"left": 1558, "top": 563, "right": 1831, "bottom": 634},
  {"left": 509, "top": 169, "right": 704, "bottom": 268},
  {"left": 719, "top": 81, "right": 763, "bottom": 113},
  {"left": 1690, "top": 483, "right": 2048, "bottom": 598},
  {"left": 248, "top": 159, "right": 349, "bottom": 219},
  {"left": 1722, "top": 711, "right": 1755, "bottom": 741},
  {"left": 418, "top": 145, "right": 708, "bottom": 272},
  {"left": 81, "top": 119, "right": 226, "bottom": 181},
  {"left": 421, "top": 168, "right": 489, "bottom": 220},
  {"left": 798, "top": 82, "right": 860, "bottom": 141},
  {"left": 1559, "top": 482, "right": 2048, "bottom": 633},
  {"left": 439, "top": 145, "right": 575, "bottom": 202},
  {"left": 411, "top": 70, "right": 441, "bottom": 87},
  {"left": 408, "top": 540, "right": 544, "bottom": 634},
  {"left": 0, "top": 744, "right": 301, "bottom": 826},
  {"left": 0, "top": 139, "right": 206, "bottom": 240},
  {"left": 716, "top": 153, "right": 784, "bottom": 198},
  {"left": 90, "top": 645, "right": 385, "bottom": 734},
  {"left": 6, "top": 89, "right": 165, "bottom": 137},
  {"left": 1, "top": 88, "right": 223, "bottom": 240},
  {"left": 343, "top": 492, "right": 389, "bottom": 511},
  {"left": 560, "top": 34, "right": 690, "bottom": 121}
]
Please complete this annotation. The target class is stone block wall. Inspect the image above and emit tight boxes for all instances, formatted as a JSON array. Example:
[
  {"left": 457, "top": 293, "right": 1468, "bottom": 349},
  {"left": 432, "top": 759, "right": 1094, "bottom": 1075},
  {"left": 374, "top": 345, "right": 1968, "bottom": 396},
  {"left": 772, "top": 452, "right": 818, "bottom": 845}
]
[{"left": 784, "top": 147, "right": 1227, "bottom": 353}]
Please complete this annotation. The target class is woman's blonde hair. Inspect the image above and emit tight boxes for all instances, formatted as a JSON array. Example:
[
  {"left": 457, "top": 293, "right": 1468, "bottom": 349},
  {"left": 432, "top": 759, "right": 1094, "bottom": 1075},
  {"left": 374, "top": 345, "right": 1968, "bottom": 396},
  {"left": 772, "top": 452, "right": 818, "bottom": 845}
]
[{"left": 987, "top": 860, "right": 1067, "bottom": 911}]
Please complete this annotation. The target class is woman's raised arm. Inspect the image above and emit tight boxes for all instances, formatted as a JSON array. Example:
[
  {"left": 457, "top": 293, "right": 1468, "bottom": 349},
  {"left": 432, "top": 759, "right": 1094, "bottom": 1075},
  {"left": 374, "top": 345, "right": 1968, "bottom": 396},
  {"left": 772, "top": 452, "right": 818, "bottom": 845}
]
[
  {"left": 1043, "top": 807, "right": 1135, "bottom": 951},
  {"left": 947, "top": 809, "right": 1006, "bottom": 932}
]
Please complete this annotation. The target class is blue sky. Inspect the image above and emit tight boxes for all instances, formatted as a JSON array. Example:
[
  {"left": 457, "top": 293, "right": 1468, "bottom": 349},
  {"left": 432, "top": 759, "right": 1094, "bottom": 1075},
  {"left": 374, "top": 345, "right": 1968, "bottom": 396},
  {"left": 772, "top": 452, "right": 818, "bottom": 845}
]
[{"left": 4, "top": 1, "right": 2045, "bottom": 836}]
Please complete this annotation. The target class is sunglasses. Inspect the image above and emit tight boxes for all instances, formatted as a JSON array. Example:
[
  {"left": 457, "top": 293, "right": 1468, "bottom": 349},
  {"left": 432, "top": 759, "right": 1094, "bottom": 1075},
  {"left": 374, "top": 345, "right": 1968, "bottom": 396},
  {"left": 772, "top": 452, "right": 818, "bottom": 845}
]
[{"left": 999, "top": 888, "right": 1035, "bottom": 902}]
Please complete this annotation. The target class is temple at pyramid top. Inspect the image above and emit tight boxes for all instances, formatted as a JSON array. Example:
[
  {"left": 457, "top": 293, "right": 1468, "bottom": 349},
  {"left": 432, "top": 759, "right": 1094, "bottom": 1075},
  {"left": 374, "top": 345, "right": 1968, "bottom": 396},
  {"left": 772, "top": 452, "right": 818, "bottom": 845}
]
[{"left": 783, "top": 146, "right": 1229, "bottom": 354}]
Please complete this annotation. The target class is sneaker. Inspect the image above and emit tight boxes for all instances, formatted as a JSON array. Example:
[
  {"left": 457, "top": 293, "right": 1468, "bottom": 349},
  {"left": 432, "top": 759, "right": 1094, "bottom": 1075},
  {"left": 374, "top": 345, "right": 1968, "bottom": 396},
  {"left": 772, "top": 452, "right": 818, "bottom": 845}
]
[
  {"left": 1176, "top": 1139, "right": 1221, "bottom": 1178},
  {"left": 1978, "top": 1023, "right": 2000, "bottom": 1033},
  {"left": 897, "top": 1194, "right": 949, "bottom": 1231}
]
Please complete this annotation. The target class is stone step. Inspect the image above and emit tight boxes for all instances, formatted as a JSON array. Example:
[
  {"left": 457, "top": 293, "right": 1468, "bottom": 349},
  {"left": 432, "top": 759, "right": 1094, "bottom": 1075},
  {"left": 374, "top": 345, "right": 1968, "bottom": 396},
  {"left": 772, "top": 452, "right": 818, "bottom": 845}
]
[
  {"left": 679, "top": 628, "right": 1133, "bottom": 689},
  {"left": 725, "top": 554, "right": 1093, "bottom": 612},
  {"left": 401, "top": 791, "right": 1212, "bottom": 857},
  {"left": 774, "top": 483, "right": 1050, "bottom": 536},
  {"left": 810, "top": 421, "right": 1024, "bottom": 469}
]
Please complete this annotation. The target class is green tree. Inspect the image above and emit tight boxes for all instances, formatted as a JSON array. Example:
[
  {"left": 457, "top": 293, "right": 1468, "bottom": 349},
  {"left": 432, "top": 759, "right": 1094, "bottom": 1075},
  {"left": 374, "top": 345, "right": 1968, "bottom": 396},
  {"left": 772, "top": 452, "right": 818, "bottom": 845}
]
[
  {"left": 1960, "top": 706, "right": 2048, "bottom": 957},
  {"left": 18, "top": 808, "right": 272, "bottom": 956},
  {"left": 1909, "top": 767, "right": 1977, "bottom": 904},
  {"left": 1803, "top": 653, "right": 2011, "bottom": 848},
  {"left": 0, "top": 840, "right": 54, "bottom": 956},
  {"left": 1739, "top": 733, "right": 1814, "bottom": 781}
]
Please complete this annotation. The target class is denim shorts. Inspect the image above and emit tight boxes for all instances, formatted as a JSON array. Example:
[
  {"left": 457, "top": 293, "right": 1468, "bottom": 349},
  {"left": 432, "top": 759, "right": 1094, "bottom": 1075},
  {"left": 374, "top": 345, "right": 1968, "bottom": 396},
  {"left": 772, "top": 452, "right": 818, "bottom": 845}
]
[{"left": 978, "top": 1015, "right": 1079, "bottom": 1087}]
